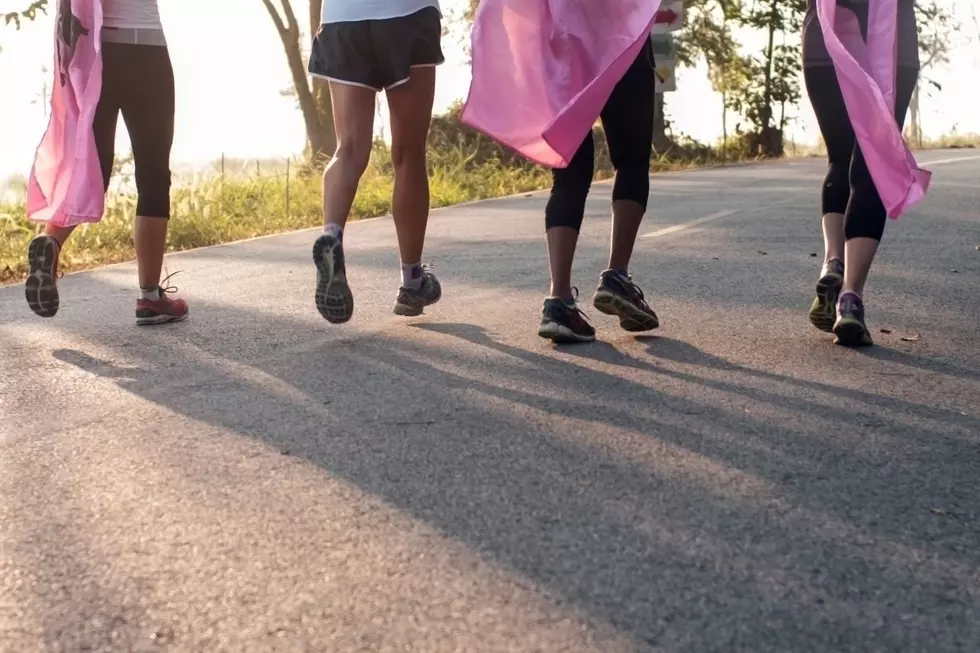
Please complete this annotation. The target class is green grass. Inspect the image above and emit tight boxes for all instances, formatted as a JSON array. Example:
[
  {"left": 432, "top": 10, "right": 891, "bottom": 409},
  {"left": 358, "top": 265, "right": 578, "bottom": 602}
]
[
  {"left": 0, "top": 143, "right": 554, "bottom": 284},
  {"left": 5, "top": 126, "right": 970, "bottom": 285}
]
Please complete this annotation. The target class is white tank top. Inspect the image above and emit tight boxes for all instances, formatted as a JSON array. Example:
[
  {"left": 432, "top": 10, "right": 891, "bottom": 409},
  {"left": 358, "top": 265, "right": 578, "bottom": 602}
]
[
  {"left": 322, "top": 0, "right": 440, "bottom": 24},
  {"left": 102, "top": 0, "right": 163, "bottom": 30}
]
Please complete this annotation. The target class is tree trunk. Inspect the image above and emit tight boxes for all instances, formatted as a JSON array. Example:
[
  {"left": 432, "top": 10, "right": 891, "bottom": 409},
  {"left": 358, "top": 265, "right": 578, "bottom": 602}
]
[
  {"left": 309, "top": 0, "right": 336, "bottom": 161},
  {"left": 653, "top": 92, "right": 670, "bottom": 153},
  {"left": 909, "top": 81, "right": 922, "bottom": 148},
  {"left": 759, "top": 0, "right": 779, "bottom": 156},
  {"left": 721, "top": 91, "right": 727, "bottom": 162},
  {"left": 261, "top": 0, "right": 336, "bottom": 161}
]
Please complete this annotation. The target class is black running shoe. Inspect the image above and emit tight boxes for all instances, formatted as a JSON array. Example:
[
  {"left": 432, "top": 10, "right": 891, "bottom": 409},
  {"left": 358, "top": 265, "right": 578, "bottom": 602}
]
[
  {"left": 538, "top": 293, "right": 595, "bottom": 343},
  {"left": 25, "top": 235, "right": 61, "bottom": 318},
  {"left": 592, "top": 269, "right": 659, "bottom": 332},
  {"left": 833, "top": 291, "right": 874, "bottom": 347},
  {"left": 393, "top": 265, "right": 442, "bottom": 316},
  {"left": 312, "top": 233, "right": 354, "bottom": 324},
  {"left": 809, "top": 258, "right": 844, "bottom": 333}
]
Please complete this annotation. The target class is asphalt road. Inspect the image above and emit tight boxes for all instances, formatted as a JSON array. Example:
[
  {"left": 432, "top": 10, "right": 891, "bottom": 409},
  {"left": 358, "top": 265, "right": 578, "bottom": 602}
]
[{"left": 1, "top": 151, "right": 979, "bottom": 653}]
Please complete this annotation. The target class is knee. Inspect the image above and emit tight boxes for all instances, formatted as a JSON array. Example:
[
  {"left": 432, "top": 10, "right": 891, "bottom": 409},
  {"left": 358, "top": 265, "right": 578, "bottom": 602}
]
[
  {"left": 821, "top": 161, "right": 849, "bottom": 214},
  {"left": 611, "top": 165, "right": 650, "bottom": 210},
  {"left": 134, "top": 165, "right": 171, "bottom": 218},
  {"left": 332, "top": 137, "right": 372, "bottom": 177},
  {"left": 390, "top": 140, "right": 427, "bottom": 171},
  {"left": 545, "top": 177, "right": 590, "bottom": 232}
]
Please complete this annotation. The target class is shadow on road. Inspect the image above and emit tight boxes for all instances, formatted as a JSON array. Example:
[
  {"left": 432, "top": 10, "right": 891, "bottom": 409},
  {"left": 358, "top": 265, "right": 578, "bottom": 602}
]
[{"left": 40, "top": 282, "right": 980, "bottom": 652}]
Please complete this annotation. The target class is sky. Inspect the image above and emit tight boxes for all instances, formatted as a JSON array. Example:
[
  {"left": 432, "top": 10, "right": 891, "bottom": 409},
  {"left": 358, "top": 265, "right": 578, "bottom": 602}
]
[{"left": 0, "top": 0, "right": 978, "bottom": 183}]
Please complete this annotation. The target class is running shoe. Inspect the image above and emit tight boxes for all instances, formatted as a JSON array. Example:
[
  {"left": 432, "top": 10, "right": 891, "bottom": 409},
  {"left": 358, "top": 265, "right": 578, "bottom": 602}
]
[
  {"left": 833, "top": 291, "right": 873, "bottom": 347},
  {"left": 538, "top": 292, "right": 596, "bottom": 343},
  {"left": 592, "top": 269, "right": 659, "bottom": 332},
  {"left": 135, "top": 273, "right": 189, "bottom": 326},
  {"left": 312, "top": 233, "right": 354, "bottom": 324},
  {"left": 808, "top": 257, "right": 844, "bottom": 333},
  {"left": 393, "top": 265, "right": 442, "bottom": 316},
  {"left": 25, "top": 234, "right": 61, "bottom": 318}
]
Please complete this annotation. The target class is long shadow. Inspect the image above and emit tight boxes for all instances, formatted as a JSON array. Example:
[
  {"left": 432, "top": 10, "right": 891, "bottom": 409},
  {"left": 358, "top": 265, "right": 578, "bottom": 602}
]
[
  {"left": 40, "top": 285, "right": 980, "bottom": 651},
  {"left": 0, "top": 344, "right": 152, "bottom": 652}
]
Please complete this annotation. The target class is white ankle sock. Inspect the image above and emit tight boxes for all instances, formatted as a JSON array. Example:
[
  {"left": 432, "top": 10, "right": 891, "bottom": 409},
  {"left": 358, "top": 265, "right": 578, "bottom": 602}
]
[
  {"left": 401, "top": 262, "right": 423, "bottom": 290},
  {"left": 324, "top": 223, "right": 343, "bottom": 241},
  {"left": 140, "top": 287, "right": 161, "bottom": 301}
]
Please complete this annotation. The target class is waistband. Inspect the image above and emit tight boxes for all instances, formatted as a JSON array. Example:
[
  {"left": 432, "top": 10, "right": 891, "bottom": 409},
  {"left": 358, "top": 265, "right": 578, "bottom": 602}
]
[{"left": 101, "top": 27, "right": 168, "bottom": 47}]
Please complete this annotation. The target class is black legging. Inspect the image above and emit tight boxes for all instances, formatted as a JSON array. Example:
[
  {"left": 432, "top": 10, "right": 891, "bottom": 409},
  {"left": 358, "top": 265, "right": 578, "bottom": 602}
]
[
  {"left": 804, "top": 65, "right": 917, "bottom": 242},
  {"left": 545, "top": 40, "right": 654, "bottom": 232},
  {"left": 93, "top": 37, "right": 175, "bottom": 218}
]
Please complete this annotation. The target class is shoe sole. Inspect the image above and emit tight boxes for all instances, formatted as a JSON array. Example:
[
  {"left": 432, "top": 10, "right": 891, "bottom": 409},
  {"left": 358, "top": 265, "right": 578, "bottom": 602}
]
[
  {"left": 593, "top": 290, "right": 659, "bottom": 332},
  {"left": 537, "top": 321, "right": 595, "bottom": 343},
  {"left": 25, "top": 237, "right": 60, "bottom": 318},
  {"left": 313, "top": 235, "right": 354, "bottom": 324},
  {"left": 833, "top": 317, "right": 874, "bottom": 347},
  {"left": 809, "top": 273, "right": 842, "bottom": 333},
  {"left": 136, "top": 310, "right": 190, "bottom": 326}
]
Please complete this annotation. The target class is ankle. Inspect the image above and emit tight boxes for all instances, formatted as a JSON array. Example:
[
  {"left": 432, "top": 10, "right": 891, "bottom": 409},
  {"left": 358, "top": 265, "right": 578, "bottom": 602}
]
[
  {"left": 140, "top": 286, "right": 161, "bottom": 301},
  {"left": 323, "top": 223, "right": 344, "bottom": 241},
  {"left": 549, "top": 288, "right": 574, "bottom": 302},
  {"left": 401, "top": 261, "right": 423, "bottom": 290}
]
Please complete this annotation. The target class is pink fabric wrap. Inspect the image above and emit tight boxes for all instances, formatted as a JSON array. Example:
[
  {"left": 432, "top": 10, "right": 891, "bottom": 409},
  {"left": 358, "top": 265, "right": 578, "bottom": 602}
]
[
  {"left": 815, "top": 0, "right": 930, "bottom": 219},
  {"left": 462, "top": 0, "right": 662, "bottom": 168},
  {"left": 27, "top": 0, "right": 105, "bottom": 227}
]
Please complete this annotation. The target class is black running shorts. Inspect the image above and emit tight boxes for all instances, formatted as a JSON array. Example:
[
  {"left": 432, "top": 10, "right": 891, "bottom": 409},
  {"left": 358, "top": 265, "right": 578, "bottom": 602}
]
[{"left": 308, "top": 6, "right": 444, "bottom": 92}]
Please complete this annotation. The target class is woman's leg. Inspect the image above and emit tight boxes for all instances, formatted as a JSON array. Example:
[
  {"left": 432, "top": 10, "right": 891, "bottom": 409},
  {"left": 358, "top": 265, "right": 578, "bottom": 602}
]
[
  {"left": 311, "top": 80, "right": 375, "bottom": 324},
  {"left": 592, "top": 40, "right": 658, "bottom": 333},
  {"left": 25, "top": 43, "right": 119, "bottom": 318},
  {"left": 833, "top": 65, "right": 919, "bottom": 346},
  {"left": 802, "top": 64, "right": 854, "bottom": 332},
  {"left": 538, "top": 131, "right": 596, "bottom": 343},
  {"left": 118, "top": 41, "right": 187, "bottom": 325}
]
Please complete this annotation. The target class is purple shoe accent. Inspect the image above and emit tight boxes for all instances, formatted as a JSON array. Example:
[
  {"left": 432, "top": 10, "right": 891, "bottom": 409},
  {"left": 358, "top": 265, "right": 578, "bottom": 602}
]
[{"left": 837, "top": 291, "right": 864, "bottom": 320}]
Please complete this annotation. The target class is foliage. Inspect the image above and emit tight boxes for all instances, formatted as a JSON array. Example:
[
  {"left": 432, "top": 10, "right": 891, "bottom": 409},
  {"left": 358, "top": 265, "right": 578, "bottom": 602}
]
[
  {"left": 0, "top": 105, "right": 758, "bottom": 284},
  {"left": 2, "top": 0, "right": 47, "bottom": 29}
]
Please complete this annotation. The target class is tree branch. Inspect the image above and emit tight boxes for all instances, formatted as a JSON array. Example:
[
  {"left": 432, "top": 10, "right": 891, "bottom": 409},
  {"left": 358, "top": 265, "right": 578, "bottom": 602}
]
[{"left": 259, "top": 0, "right": 288, "bottom": 35}]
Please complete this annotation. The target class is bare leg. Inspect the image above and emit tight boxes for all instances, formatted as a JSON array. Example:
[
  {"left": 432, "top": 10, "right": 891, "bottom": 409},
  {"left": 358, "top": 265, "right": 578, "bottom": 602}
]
[
  {"left": 547, "top": 227, "right": 579, "bottom": 301},
  {"left": 312, "top": 81, "right": 375, "bottom": 324},
  {"left": 134, "top": 216, "right": 168, "bottom": 289},
  {"left": 822, "top": 212, "right": 845, "bottom": 263},
  {"left": 385, "top": 66, "right": 444, "bottom": 315},
  {"left": 44, "top": 224, "right": 76, "bottom": 247},
  {"left": 322, "top": 81, "right": 376, "bottom": 230},
  {"left": 386, "top": 66, "right": 436, "bottom": 267},
  {"left": 608, "top": 199, "right": 644, "bottom": 271},
  {"left": 842, "top": 237, "right": 878, "bottom": 296}
]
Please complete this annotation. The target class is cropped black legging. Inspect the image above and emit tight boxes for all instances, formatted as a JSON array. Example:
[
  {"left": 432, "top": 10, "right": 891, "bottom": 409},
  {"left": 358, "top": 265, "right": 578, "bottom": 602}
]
[
  {"left": 545, "top": 40, "right": 654, "bottom": 232},
  {"left": 93, "top": 36, "right": 175, "bottom": 218},
  {"left": 804, "top": 64, "right": 918, "bottom": 241}
]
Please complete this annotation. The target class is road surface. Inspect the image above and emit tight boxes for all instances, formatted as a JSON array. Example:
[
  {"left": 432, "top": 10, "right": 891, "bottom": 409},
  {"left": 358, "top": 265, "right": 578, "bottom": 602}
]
[{"left": 2, "top": 152, "right": 979, "bottom": 652}]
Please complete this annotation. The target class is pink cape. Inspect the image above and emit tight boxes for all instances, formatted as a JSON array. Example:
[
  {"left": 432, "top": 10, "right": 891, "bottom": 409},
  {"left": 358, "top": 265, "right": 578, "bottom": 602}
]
[
  {"left": 461, "top": 0, "right": 662, "bottom": 168},
  {"left": 816, "top": 0, "right": 930, "bottom": 219},
  {"left": 27, "top": 0, "right": 105, "bottom": 227}
]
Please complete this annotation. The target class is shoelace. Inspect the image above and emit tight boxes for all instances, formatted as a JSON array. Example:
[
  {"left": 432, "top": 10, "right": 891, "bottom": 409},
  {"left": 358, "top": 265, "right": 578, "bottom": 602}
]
[
  {"left": 158, "top": 270, "right": 183, "bottom": 296},
  {"left": 611, "top": 272, "right": 646, "bottom": 301},
  {"left": 567, "top": 287, "right": 593, "bottom": 324}
]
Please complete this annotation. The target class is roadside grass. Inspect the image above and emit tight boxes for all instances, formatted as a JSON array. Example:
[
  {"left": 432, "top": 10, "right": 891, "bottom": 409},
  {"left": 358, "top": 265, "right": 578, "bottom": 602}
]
[{"left": 3, "top": 124, "right": 974, "bottom": 285}]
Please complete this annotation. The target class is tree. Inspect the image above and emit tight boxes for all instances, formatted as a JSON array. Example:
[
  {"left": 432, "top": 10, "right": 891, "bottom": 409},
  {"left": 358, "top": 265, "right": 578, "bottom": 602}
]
[
  {"left": 676, "top": 0, "right": 744, "bottom": 153},
  {"left": 909, "top": 0, "right": 959, "bottom": 147},
  {"left": 729, "top": 0, "right": 806, "bottom": 156},
  {"left": 2, "top": 0, "right": 47, "bottom": 29},
  {"left": 261, "top": 0, "right": 336, "bottom": 161}
]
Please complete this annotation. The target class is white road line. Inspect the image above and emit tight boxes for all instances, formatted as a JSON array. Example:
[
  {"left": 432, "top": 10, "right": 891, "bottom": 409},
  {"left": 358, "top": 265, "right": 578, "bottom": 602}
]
[
  {"left": 640, "top": 210, "right": 738, "bottom": 239},
  {"left": 925, "top": 154, "right": 980, "bottom": 166}
]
